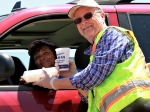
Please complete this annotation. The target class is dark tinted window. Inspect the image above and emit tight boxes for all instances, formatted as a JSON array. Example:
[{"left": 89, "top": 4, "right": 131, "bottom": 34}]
[{"left": 129, "top": 14, "right": 150, "bottom": 62}]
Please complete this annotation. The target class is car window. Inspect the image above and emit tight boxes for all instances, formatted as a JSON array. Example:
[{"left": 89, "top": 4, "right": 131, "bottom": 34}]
[
  {"left": 69, "top": 49, "right": 76, "bottom": 60},
  {"left": 0, "top": 49, "right": 29, "bottom": 70},
  {"left": 128, "top": 14, "right": 150, "bottom": 62},
  {"left": 0, "top": 49, "right": 76, "bottom": 70}
]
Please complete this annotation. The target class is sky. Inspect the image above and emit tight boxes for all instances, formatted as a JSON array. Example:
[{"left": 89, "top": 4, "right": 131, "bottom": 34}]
[{"left": 0, "top": 0, "right": 71, "bottom": 15}]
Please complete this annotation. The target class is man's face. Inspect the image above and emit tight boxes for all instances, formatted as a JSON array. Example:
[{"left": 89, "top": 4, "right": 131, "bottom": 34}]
[
  {"left": 33, "top": 45, "right": 56, "bottom": 68},
  {"left": 74, "top": 7, "right": 105, "bottom": 43}
]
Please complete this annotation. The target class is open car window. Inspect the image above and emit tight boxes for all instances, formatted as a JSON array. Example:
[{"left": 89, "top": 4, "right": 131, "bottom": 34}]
[{"left": 0, "top": 49, "right": 76, "bottom": 71}]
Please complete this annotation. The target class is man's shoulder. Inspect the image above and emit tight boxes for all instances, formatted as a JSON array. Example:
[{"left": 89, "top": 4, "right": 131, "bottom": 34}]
[
  {"left": 105, "top": 26, "right": 123, "bottom": 33},
  {"left": 101, "top": 26, "right": 121, "bottom": 39},
  {"left": 97, "top": 26, "right": 129, "bottom": 46}
]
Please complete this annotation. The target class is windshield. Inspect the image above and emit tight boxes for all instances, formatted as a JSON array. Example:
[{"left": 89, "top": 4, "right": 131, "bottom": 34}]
[{"left": 0, "top": 14, "right": 11, "bottom": 22}]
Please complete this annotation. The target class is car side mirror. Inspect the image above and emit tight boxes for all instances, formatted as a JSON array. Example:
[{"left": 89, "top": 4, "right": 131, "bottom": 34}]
[{"left": 0, "top": 53, "right": 15, "bottom": 81}]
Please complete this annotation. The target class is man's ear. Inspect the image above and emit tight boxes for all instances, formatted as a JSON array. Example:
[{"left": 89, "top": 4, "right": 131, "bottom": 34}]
[{"left": 101, "top": 11, "right": 105, "bottom": 21}]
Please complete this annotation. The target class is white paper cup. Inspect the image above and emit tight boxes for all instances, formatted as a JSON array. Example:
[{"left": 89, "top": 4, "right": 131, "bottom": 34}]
[{"left": 55, "top": 48, "right": 70, "bottom": 71}]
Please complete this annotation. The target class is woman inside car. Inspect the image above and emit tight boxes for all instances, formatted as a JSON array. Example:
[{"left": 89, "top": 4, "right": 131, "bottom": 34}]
[
  {"left": 20, "top": 38, "right": 64, "bottom": 84},
  {"left": 28, "top": 38, "right": 58, "bottom": 70}
]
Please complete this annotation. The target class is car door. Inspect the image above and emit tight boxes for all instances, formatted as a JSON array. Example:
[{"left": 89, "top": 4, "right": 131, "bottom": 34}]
[{"left": 116, "top": 4, "right": 150, "bottom": 63}]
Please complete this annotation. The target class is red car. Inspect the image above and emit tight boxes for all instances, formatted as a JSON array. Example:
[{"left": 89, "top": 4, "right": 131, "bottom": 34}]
[{"left": 0, "top": 0, "right": 150, "bottom": 111}]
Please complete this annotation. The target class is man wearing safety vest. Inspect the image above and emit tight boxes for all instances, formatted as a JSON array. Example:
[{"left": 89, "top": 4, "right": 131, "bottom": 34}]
[{"left": 33, "top": 0, "right": 150, "bottom": 111}]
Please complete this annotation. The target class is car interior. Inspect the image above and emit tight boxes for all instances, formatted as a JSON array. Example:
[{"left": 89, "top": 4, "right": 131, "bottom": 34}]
[
  {"left": 0, "top": 56, "right": 26, "bottom": 85},
  {"left": 0, "top": 53, "right": 15, "bottom": 83},
  {"left": 0, "top": 12, "right": 92, "bottom": 85}
]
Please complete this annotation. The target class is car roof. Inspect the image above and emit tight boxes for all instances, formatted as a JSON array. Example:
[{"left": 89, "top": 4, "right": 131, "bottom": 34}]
[
  {"left": 0, "top": 0, "right": 150, "bottom": 50},
  {"left": 68, "top": 0, "right": 150, "bottom": 5},
  {"left": 0, "top": 3, "right": 117, "bottom": 49},
  {"left": 0, "top": 4, "right": 85, "bottom": 49}
]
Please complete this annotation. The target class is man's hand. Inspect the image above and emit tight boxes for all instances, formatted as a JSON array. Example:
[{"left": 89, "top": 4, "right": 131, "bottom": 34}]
[
  {"left": 55, "top": 59, "right": 77, "bottom": 77},
  {"left": 32, "top": 67, "right": 53, "bottom": 89},
  {"left": 147, "top": 63, "right": 150, "bottom": 70}
]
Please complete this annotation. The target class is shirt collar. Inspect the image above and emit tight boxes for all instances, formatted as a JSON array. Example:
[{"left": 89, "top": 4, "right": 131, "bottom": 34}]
[
  {"left": 84, "top": 25, "right": 108, "bottom": 55},
  {"left": 92, "top": 25, "right": 108, "bottom": 44}
]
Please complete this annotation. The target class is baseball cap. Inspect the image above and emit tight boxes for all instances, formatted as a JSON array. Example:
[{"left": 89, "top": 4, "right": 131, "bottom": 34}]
[
  {"left": 28, "top": 38, "right": 57, "bottom": 56},
  {"left": 68, "top": 0, "right": 102, "bottom": 18}
]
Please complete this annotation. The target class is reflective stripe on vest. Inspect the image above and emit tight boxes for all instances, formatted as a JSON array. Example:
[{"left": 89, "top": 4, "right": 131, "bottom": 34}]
[
  {"left": 100, "top": 79, "right": 150, "bottom": 112},
  {"left": 88, "top": 26, "right": 150, "bottom": 112}
]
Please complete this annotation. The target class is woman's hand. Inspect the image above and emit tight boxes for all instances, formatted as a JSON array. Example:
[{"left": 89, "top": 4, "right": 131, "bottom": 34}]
[{"left": 19, "top": 78, "right": 32, "bottom": 85}]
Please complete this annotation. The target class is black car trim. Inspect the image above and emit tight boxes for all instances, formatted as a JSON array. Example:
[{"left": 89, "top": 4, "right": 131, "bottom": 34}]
[
  {"left": 0, "top": 13, "right": 69, "bottom": 41},
  {"left": 117, "top": 13, "right": 131, "bottom": 30}
]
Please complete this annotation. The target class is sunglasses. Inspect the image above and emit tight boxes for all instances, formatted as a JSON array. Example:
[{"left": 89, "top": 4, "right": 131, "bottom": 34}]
[{"left": 74, "top": 11, "right": 101, "bottom": 24}]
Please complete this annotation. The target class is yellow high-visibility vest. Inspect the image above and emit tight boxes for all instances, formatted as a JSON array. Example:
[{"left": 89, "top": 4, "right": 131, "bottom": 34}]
[{"left": 88, "top": 26, "right": 150, "bottom": 112}]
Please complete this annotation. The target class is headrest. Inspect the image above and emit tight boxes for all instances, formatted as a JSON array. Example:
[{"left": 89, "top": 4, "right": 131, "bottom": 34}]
[
  {"left": 75, "top": 41, "right": 91, "bottom": 69},
  {"left": 28, "top": 56, "right": 38, "bottom": 70},
  {"left": 0, "top": 53, "right": 15, "bottom": 80}
]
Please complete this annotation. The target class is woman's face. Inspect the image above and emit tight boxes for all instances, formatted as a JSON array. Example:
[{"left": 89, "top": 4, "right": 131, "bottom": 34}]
[{"left": 33, "top": 45, "right": 56, "bottom": 68}]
